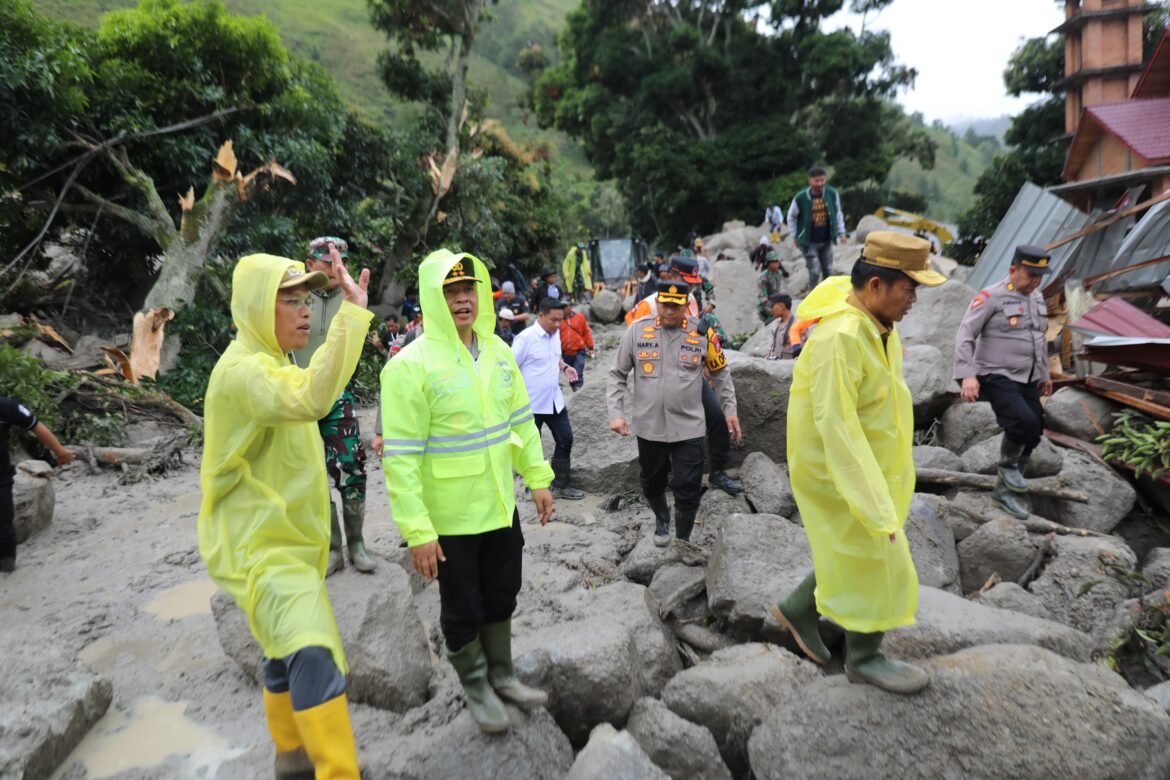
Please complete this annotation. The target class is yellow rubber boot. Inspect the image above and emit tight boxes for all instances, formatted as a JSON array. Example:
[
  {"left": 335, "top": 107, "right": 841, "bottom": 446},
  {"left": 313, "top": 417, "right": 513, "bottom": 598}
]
[
  {"left": 263, "top": 689, "right": 314, "bottom": 779},
  {"left": 291, "top": 694, "right": 360, "bottom": 780}
]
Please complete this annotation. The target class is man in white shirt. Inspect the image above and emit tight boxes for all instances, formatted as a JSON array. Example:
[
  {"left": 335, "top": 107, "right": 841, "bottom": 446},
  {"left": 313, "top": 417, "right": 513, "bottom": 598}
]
[{"left": 512, "top": 298, "right": 585, "bottom": 500}]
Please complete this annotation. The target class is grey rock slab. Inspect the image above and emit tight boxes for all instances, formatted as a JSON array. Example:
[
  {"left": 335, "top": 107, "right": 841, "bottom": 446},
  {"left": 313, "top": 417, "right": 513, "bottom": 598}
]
[
  {"left": 902, "top": 344, "right": 950, "bottom": 418},
  {"left": 648, "top": 563, "right": 706, "bottom": 620},
  {"left": 621, "top": 535, "right": 682, "bottom": 585},
  {"left": 523, "top": 520, "right": 623, "bottom": 580},
  {"left": 0, "top": 627, "right": 112, "bottom": 780},
  {"left": 1143, "top": 547, "right": 1170, "bottom": 590},
  {"left": 905, "top": 494, "right": 961, "bottom": 593},
  {"left": 13, "top": 459, "right": 55, "bottom": 543},
  {"left": 627, "top": 697, "right": 733, "bottom": 780},
  {"left": 852, "top": 214, "right": 887, "bottom": 244},
  {"left": 211, "top": 563, "right": 433, "bottom": 712},
  {"left": 885, "top": 585, "right": 1093, "bottom": 662},
  {"left": 560, "top": 376, "right": 640, "bottom": 492},
  {"left": 971, "top": 581, "right": 1052, "bottom": 620},
  {"left": 738, "top": 451, "right": 796, "bottom": 518},
  {"left": 661, "top": 642, "right": 821, "bottom": 775},
  {"left": 724, "top": 351, "right": 794, "bottom": 466},
  {"left": 747, "top": 644, "right": 1170, "bottom": 780},
  {"left": 1031, "top": 449, "right": 1136, "bottom": 534},
  {"left": 897, "top": 278, "right": 976, "bottom": 373},
  {"left": 1145, "top": 680, "right": 1170, "bottom": 714},
  {"left": 1045, "top": 386, "right": 1121, "bottom": 440},
  {"left": 708, "top": 258, "right": 766, "bottom": 340},
  {"left": 956, "top": 515, "right": 1041, "bottom": 594},
  {"left": 740, "top": 320, "right": 778, "bottom": 358},
  {"left": 939, "top": 401, "right": 998, "bottom": 454},
  {"left": 1028, "top": 533, "right": 1138, "bottom": 635},
  {"left": 565, "top": 723, "right": 669, "bottom": 780},
  {"left": 960, "top": 432, "right": 1063, "bottom": 477},
  {"left": 705, "top": 513, "right": 812, "bottom": 640},
  {"left": 912, "top": 444, "right": 963, "bottom": 472}
]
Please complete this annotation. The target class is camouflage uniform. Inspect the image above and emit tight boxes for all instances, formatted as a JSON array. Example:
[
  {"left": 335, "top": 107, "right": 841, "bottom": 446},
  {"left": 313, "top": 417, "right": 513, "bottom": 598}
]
[
  {"left": 319, "top": 382, "right": 367, "bottom": 503},
  {"left": 692, "top": 279, "right": 727, "bottom": 343},
  {"left": 757, "top": 269, "right": 786, "bottom": 323}
]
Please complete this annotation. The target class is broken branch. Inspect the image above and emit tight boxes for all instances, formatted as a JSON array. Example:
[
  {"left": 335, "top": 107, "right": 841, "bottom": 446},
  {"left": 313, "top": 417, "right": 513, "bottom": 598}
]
[{"left": 915, "top": 468, "right": 1091, "bottom": 503}]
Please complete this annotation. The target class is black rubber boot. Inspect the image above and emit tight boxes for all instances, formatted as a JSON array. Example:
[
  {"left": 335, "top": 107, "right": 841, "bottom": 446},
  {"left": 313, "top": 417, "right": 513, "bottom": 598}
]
[
  {"left": 998, "top": 437, "right": 1028, "bottom": 493},
  {"left": 342, "top": 498, "right": 376, "bottom": 573},
  {"left": 844, "top": 631, "right": 929, "bottom": 694},
  {"left": 991, "top": 474, "right": 1029, "bottom": 519},
  {"left": 447, "top": 637, "right": 510, "bottom": 733},
  {"left": 550, "top": 458, "right": 585, "bottom": 500},
  {"left": 709, "top": 470, "right": 745, "bottom": 496},
  {"left": 647, "top": 494, "right": 671, "bottom": 547},
  {"left": 480, "top": 620, "right": 547, "bottom": 709},
  {"left": 325, "top": 502, "right": 344, "bottom": 577},
  {"left": 770, "top": 572, "right": 831, "bottom": 664},
  {"left": 675, "top": 505, "right": 697, "bottom": 543}
]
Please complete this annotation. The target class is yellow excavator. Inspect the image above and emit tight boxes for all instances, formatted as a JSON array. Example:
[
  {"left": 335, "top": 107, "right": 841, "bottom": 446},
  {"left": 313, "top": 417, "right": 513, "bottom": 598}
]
[{"left": 873, "top": 207, "right": 955, "bottom": 247}]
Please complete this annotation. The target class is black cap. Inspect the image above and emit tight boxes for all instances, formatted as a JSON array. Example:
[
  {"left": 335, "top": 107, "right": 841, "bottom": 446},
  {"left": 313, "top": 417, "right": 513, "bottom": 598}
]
[
  {"left": 1012, "top": 244, "right": 1053, "bottom": 275},
  {"left": 540, "top": 267, "right": 557, "bottom": 279},
  {"left": 669, "top": 255, "right": 701, "bottom": 283},
  {"left": 655, "top": 280, "right": 690, "bottom": 305},
  {"left": 443, "top": 257, "right": 481, "bottom": 286}
]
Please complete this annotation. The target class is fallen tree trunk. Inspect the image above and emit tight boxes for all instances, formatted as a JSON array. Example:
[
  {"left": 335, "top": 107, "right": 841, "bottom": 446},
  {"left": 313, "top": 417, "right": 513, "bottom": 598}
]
[
  {"left": 948, "top": 503, "right": 1111, "bottom": 539},
  {"left": 915, "top": 468, "right": 1090, "bottom": 503}
]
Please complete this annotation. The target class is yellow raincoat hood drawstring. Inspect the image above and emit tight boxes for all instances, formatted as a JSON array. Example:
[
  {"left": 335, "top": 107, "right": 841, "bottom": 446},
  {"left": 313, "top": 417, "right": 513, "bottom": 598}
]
[{"left": 198, "top": 253, "right": 372, "bottom": 674}]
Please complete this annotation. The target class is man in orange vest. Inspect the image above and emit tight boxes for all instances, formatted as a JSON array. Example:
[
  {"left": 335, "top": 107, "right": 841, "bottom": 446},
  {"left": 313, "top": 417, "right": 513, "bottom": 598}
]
[{"left": 559, "top": 300, "right": 595, "bottom": 391}]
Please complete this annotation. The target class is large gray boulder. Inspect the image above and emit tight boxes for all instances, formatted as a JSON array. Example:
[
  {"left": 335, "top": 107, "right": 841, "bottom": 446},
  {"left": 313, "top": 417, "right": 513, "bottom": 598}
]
[
  {"left": 211, "top": 564, "right": 433, "bottom": 712},
  {"left": 514, "top": 580, "right": 680, "bottom": 743},
  {"left": 897, "top": 279, "right": 976, "bottom": 373},
  {"left": 912, "top": 444, "right": 963, "bottom": 472},
  {"left": 956, "top": 515, "right": 1040, "bottom": 593},
  {"left": 885, "top": 585, "right": 1092, "bottom": 662},
  {"left": 738, "top": 452, "right": 796, "bottom": 518},
  {"left": 708, "top": 258, "right": 765, "bottom": 340},
  {"left": 960, "top": 432, "right": 1064, "bottom": 477},
  {"left": 590, "top": 288, "right": 625, "bottom": 324},
  {"left": 1031, "top": 450, "right": 1136, "bottom": 534},
  {"left": 13, "top": 460, "right": 55, "bottom": 543},
  {"left": 852, "top": 214, "right": 887, "bottom": 244},
  {"left": 1, "top": 628, "right": 112, "bottom": 780},
  {"left": 705, "top": 513, "right": 811, "bottom": 640},
  {"left": 1146, "top": 680, "right": 1170, "bottom": 715},
  {"left": 661, "top": 643, "right": 821, "bottom": 775},
  {"left": 747, "top": 644, "right": 1170, "bottom": 780},
  {"left": 938, "top": 401, "right": 998, "bottom": 454},
  {"left": 627, "top": 697, "right": 733, "bottom": 780},
  {"left": 521, "top": 519, "right": 624, "bottom": 580},
  {"left": 1027, "top": 533, "right": 1138, "bottom": 635},
  {"left": 972, "top": 581, "right": 1052, "bottom": 620},
  {"left": 621, "top": 534, "right": 682, "bottom": 584},
  {"left": 724, "top": 352, "right": 794, "bottom": 466},
  {"left": 566, "top": 723, "right": 669, "bottom": 780},
  {"left": 1045, "top": 386, "right": 1121, "bottom": 440},
  {"left": 559, "top": 376, "right": 640, "bottom": 492},
  {"left": 904, "top": 494, "right": 961, "bottom": 593},
  {"left": 1143, "top": 547, "right": 1170, "bottom": 590},
  {"left": 740, "top": 320, "right": 778, "bottom": 358},
  {"left": 902, "top": 344, "right": 950, "bottom": 418}
]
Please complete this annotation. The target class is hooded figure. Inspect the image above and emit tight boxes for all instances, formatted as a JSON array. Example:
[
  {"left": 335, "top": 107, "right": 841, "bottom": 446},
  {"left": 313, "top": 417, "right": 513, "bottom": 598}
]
[
  {"left": 198, "top": 252, "right": 371, "bottom": 778},
  {"left": 380, "top": 249, "right": 554, "bottom": 733}
]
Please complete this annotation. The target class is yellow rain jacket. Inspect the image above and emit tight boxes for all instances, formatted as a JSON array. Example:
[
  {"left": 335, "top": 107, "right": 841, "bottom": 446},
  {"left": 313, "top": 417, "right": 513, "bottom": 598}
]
[
  {"left": 562, "top": 245, "right": 592, "bottom": 292},
  {"left": 380, "top": 250, "right": 553, "bottom": 547},
  {"left": 198, "top": 254, "right": 372, "bottom": 673},
  {"left": 787, "top": 276, "right": 918, "bottom": 633}
]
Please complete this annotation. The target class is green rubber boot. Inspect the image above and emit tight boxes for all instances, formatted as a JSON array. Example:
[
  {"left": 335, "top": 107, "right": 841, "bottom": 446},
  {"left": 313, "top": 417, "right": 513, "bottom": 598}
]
[
  {"left": 991, "top": 474, "right": 1029, "bottom": 519},
  {"left": 325, "top": 503, "right": 344, "bottom": 577},
  {"left": 770, "top": 572, "right": 831, "bottom": 664},
  {"left": 480, "top": 620, "right": 547, "bottom": 709},
  {"left": 447, "top": 637, "right": 510, "bottom": 733},
  {"left": 844, "top": 631, "right": 929, "bottom": 694},
  {"left": 998, "top": 437, "right": 1028, "bottom": 493},
  {"left": 342, "top": 498, "right": 376, "bottom": 573}
]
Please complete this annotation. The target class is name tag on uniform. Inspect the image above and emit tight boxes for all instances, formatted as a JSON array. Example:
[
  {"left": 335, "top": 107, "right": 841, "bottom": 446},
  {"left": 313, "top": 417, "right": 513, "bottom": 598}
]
[{"left": 1002, "top": 302, "right": 1025, "bottom": 326}]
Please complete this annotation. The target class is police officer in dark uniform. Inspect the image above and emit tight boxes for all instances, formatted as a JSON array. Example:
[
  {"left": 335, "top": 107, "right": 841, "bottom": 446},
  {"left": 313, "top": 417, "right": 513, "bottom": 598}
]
[
  {"left": 607, "top": 281, "right": 741, "bottom": 548},
  {"left": 953, "top": 244, "right": 1053, "bottom": 518}
]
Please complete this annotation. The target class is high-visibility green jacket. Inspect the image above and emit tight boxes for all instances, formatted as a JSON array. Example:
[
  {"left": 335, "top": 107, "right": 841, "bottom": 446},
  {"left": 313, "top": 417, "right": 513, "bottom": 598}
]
[
  {"left": 380, "top": 249, "right": 553, "bottom": 547},
  {"left": 562, "top": 245, "right": 592, "bottom": 292},
  {"left": 198, "top": 254, "right": 372, "bottom": 675}
]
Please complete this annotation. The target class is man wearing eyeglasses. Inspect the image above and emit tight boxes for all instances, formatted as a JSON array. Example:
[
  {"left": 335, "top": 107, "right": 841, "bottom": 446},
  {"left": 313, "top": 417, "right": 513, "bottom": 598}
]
[{"left": 291, "top": 236, "right": 376, "bottom": 576}]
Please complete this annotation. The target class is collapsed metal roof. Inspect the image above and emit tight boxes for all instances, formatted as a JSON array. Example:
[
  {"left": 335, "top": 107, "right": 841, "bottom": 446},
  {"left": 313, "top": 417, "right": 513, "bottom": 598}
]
[{"left": 1095, "top": 197, "right": 1170, "bottom": 292}]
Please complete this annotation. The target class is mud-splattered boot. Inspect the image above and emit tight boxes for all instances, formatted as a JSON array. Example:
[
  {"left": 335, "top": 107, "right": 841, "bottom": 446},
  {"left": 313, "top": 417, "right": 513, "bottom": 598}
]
[
  {"left": 770, "top": 571, "right": 831, "bottom": 664},
  {"left": 481, "top": 620, "right": 547, "bottom": 709},
  {"left": 998, "top": 437, "right": 1028, "bottom": 493},
  {"left": 647, "top": 494, "right": 671, "bottom": 547},
  {"left": 991, "top": 474, "right": 1029, "bottom": 519},
  {"left": 844, "top": 631, "right": 929, "bottom": 695},
  {"left": 448, "top": 637, "right": 510, "bottom": 733},
  {"left": 326, "top": 503, "right": 344, "bottom": 577},
  {"left": 342, "top": 499, "right": 375, "bottom": 573}
]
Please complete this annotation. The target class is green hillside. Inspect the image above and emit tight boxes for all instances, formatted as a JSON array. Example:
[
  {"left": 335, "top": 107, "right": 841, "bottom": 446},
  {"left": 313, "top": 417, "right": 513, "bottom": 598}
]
[{"left": 884, "top": 117, "right": 1002, "bottom": 223}]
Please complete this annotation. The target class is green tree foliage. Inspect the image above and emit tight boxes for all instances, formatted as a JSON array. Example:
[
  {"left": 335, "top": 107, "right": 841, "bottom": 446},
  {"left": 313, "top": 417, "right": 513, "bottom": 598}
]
[{"left": 533, "top": 0, "right": 934, "bottom": 241}]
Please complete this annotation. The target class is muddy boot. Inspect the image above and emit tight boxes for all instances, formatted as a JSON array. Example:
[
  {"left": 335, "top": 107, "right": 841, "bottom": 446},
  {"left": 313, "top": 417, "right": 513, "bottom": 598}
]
[
  {"left": 647, "top": 494, "right": 671, "bottom": 547},
  {"left": 290, "top": 694, "right": 360, "bottom": 777},
  {"left": 326, "top": 503, "right": 344, "bottom": 577},
  {"left": 998, "top": 437, "right": 1028, "bottom": 493},
  {"left": 991, "top": 474, "right": 1029, "bottom": 519},
  {"left": 481, "top": 620, "right": 547, "bottom": 709},
  {"left": 550, "top": 458, "right": 585, "bottom": 500},
  {"left": 844, "top": 631, "right": 929, "bottom": 694},
  {"left": 0, "top": 557, "right": 14, "bottom": 573},
  {"left": 674, "top": 505, "right": 697, "bottom": 543},
  {"left": 709, "top": 470, "right": 745, "bottom": 496},
  {"left": 263, "top": 689, "right": 314, "bottom": 780},
  {"left": 342, "top": 499, "right": 375, "bottom": 574},
  {"left": 448, "top": 637, "right": 510, "bottom": 733},
  {"left": 770, "top": 572, "right": 831, "bottom": 664}
]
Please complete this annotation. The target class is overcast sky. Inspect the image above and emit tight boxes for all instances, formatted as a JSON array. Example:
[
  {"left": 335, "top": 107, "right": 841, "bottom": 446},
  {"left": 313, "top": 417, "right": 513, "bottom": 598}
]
[{"left": 824, "top": 0, "right": 1066, "bottom": 124}]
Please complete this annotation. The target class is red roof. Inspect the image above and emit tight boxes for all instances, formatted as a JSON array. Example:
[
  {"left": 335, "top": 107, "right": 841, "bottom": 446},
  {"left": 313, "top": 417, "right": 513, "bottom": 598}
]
[
  {"left": 1133, "top": 29, "right": 1170, "bottom": 99},
  {"left": 1069, "top": 297, "right": 1170, "bottom": 338},
  {"left": 1086, "top": 98, "right": 1170, "bottom": 162}
]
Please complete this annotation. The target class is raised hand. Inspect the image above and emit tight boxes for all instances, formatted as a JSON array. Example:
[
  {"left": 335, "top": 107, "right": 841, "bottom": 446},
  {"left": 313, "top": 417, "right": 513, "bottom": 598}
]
[{"left": 331, "top": 243, "right": 370, "bottom": 309}]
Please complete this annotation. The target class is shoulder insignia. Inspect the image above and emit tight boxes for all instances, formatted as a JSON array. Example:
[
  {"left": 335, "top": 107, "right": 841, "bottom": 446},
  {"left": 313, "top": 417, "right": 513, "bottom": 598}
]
[{"left": 970, "top": 292, "right": 988, "bottom": 310}]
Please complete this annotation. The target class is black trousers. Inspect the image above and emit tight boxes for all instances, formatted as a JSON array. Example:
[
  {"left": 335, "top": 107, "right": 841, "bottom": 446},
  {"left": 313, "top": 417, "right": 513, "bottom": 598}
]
[
  {"left": 637, "top": 436, "right": 705, "bottom": 513},
  {"left": 437, "top": 509, "right": 524, "bottom": 652},
  {"left": 701, "top": 380, "right": 730, "bottom": 472},
  {"left": 534, "top": 407, "right": 573, "bottom": 461},
  {"left": 979, "top": 373, "right": 1045, "bottom": 454},
  {"left": 0, "top": 477, "right": 14, "bottom": 561},
  {"left": 262, "top": 646, "right": 346, "bottom": 710}
]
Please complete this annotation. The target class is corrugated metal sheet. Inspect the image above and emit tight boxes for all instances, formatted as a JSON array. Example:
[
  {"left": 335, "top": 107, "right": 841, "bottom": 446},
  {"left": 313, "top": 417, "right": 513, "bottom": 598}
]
[
  {"left": 1068, "top": 297, "right": 1170, "bottom": 337},
  {"left": 1096, "top": 197, "right": 1170, "bottom": 292},
  {"left": 967, "top": 183, "right": 1091, "bottom": 292},
  {"left": 1082, "top": 336, "right": 1170, "bottom": 372}
]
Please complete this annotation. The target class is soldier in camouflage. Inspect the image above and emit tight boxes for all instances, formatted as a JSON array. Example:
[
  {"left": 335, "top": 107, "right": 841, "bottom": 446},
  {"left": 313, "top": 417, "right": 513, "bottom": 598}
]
[
  {"left": 292, "top": 237, "right": 377, "bottom": 576},
  {"left": 757, "top": 252, "right": 788, "bottom": 323}
]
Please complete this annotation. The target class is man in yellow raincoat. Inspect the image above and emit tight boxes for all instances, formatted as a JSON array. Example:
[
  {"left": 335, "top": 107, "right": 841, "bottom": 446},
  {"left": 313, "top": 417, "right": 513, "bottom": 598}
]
[
  {"left": 380, "top": 249, "right": 555, "bottom": 733},
  {"left": 198, "top": 245, "right": 371, "bottom": 777},
  {"left": 770, "top": 232, "right": 944, "bottom": 695}
]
